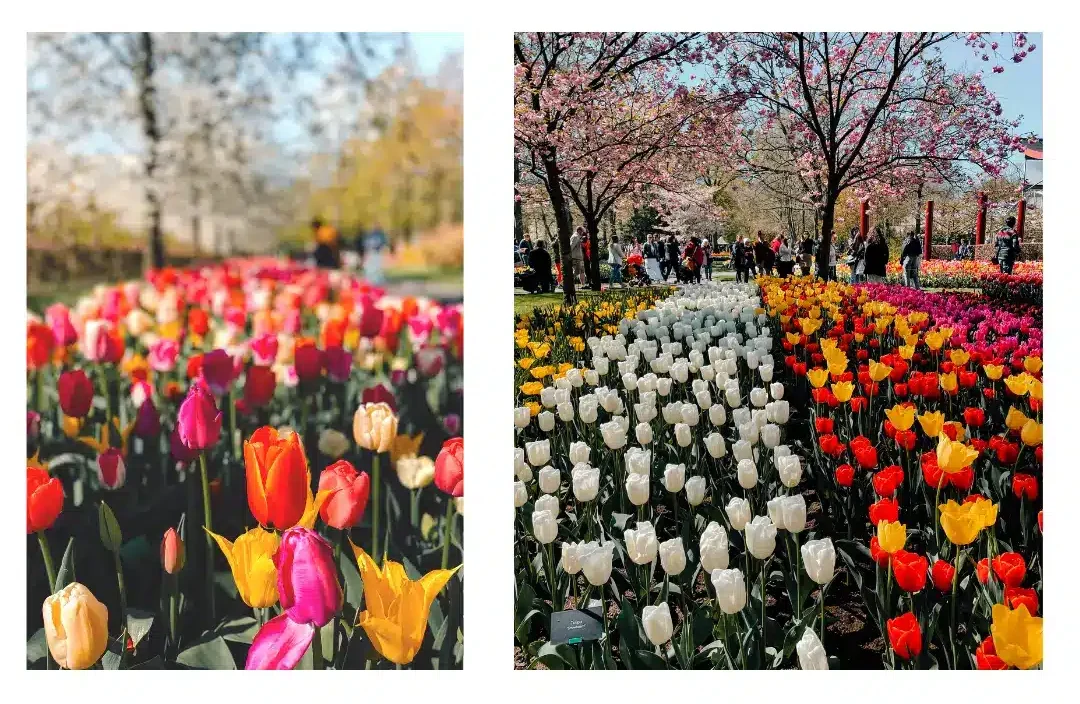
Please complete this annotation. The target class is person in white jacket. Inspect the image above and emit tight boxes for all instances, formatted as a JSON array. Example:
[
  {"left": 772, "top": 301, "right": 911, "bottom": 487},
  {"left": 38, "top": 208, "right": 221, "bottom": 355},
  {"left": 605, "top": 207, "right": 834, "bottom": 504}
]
[
  {"left": 776, "top": 237, "right": 795, "bottom": 277},
  {"left": 608, "top": 235, "right": 625, "bottom": 288}
]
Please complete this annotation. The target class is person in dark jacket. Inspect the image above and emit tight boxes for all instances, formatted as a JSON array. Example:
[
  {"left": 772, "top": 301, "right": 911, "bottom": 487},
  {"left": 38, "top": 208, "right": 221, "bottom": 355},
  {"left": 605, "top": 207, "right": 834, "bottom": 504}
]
[
  {"left": 994, "top": 217, "right": 1021, "bottom": 274},
  {"left": 753, "top": 235, "right": 773, "bottom": 277},
  {"left": 732, "top": 238, "right": 747, "bottom": 283},
  {"left": 527, "top": 240, "right": 554, "bottom": 293},
  {"left": 664, "top": 235, "right": 680, "bottom": 281},
  {"left": 863, "top": 230, "right": 889, "bottom": 282},
  {"left": 900, "top": 232, "right": 923, "bottom": 289}
]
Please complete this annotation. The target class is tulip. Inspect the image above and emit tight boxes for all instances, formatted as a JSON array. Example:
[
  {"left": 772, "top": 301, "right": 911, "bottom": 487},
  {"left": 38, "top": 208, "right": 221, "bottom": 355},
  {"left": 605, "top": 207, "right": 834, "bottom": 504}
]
[
  {"left": 525, "top": 439, "right": 551, "bottom": 467},
  {"left": 434, "top": 437, "right": 464, "bottom": 497},
  {"left": 561, "top": 542, "right": 582, "bottom": 575},
  {"left": 705, "top": 432, "right": 727, "bottom": 458},
  {"left": 625, "top": 522, "right": 658, "bottom": 565},
  {"left": 514, "top": 449, "right": 532, "bottom": 482},
  {"left": 991, "top": 552, "right": 1027, "bottom": 588},
  {"left": 161, "top": 526, "right": 185, "bottom": 574},
  {"left": 207, "top": 527, "right": 281, "bottom": 608},
  {"left": 990, "top": 604, "right": 1042, "bottom": 669},
  {"left": 317, "top": 460, "right": 371, "bottom": 530},
  {"left": 917, "top": 410, "right": 945, "bottom": 438},
  {"left": 709, "top": 404, "right": 727, "bottom": 426},
  {"left": 579, "top": 540, "right": 614, "bottom": 585},
  {"left": 513, "top": 480, "right": 528, "bottom": 508},
  {"left": 642, "top": 603, "right": 674, "bottom": 646},
  {"left": 96, "top": 448, "right": 126, "bottom": 490},
  {"left": 275, "top": 527, "right": 342, "bottom": 627},
  {"left": 535, "top": 494, "right": 559, "bottom": 519},
  {"left": 201, "top": 348, "right": 238, "bottom": 395},
  {"left": 777, "top": 454, "right": 802, "bottom": 488},
  {"left": 245, "top": 426, "right": 310, "bottom": 530},
  {"left": 568, "top": 441, "right": 590, "bottom": 465},
  {"left": 745, "top": 516, "right": 777, "bottom": 559},
  {"left": 538, "top": 466, "right": 560, "bottom": 495},
  {"left": 887, "top": 612, "right": 922, "bottom": 660},
  {"left": 737, "top": 458, "right": 758, "bottom": 489},
  {"left": 353, "top": 402, "right": 398, "bottom": 453},
  {"left": 876, "top": 520, "right": 907, "bottom": 554},
  {"left": 795, "top": 628, "right": 829, "bottom": 670},
  {"left": 626, "top": 472, "right": 650, "bottom": 506},
  {"left": 781, "top": 494, "right": 807, "bottom": 533},
  {"left": 572, "top": 463, "right": 599, "bottom": 502},
  {"left": 42, "top": 583, "right": 109, "bottom": 669},
  {"left": 663, "top": 463, "right": 685, "bottom": 493},
  {"left": 685, "top": 476, "right": 706, "bottom": 506},
  {"left": 177, "top": 382, "right": 223, "bottom": 451},
  {"left": 767, "top": 496, "right": 788, "bottom": 531},
  {"left": 28, "top": 465, "right": 64, "bottom": 534},
  {"left": 732, "top": 439, "right": 754, "bottom": 462},
  {"left": 659, "top": 537, "right": 686, "bottom": 575},
  {"left": 726, "top": 497, "right": 751, "bottom": 531},
  {"left": 635, "top": 421, "right": 654, "bottom": 445},
  {"left": 513, "top": 406, "right": 531, "bottom": 428},
  {"left": 938, "top": 500, "right": 984, "bottom": 546},
  {"left": 537, "top": 411, "right": 555, "bottom": 432},
  {"left": 532, "top": 509, "right": 557, "bottom": 544},
  {"left": 711, "top": 568, "right": 747, "bottom": 614},
  {"left": 348, "top": 544, "right": 457, "bottom": 666},
  {"left": 700, "top": 521, "right": 729, "bottom": 572},
  {"left": 397, "top": 455, "right": 435, "bottom": 490},
  {"left": 57, "top": 370, "right": 94, "bottom": 418}
]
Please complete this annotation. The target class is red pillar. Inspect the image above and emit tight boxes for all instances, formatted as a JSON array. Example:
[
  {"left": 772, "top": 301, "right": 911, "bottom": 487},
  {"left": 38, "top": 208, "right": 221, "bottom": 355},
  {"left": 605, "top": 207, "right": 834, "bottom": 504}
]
[
  {"left": 1016, "top": 199, "right": 1027, "bottom": 240},
  {"left": 859, "top": 200, "right": 869, "bottom": 238},
  {"left": 923, "top": 200, "right": 934, "bottom": 259},
  {"left": 975, "top": 192, "right": 987, "bottom": 245}
]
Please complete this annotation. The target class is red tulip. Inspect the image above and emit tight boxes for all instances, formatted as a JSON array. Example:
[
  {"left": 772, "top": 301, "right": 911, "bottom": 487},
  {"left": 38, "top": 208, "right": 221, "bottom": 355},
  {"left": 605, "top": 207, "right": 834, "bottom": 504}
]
[
  {"left": 27, "top": 321, "right": 56, "bottom": 371},
  {"left": 976, "top": 558, "right": 990, "bottom": 584},
  {"left": 869, "top": 497, "right": 899, "bottom": 525},
  {"left": 243, "top": 365, "right": 277, "bottom": 409},
  {"left": 201, "top": 348, "right": 238, "bottom": 395},
  {"left": 834, "top": 464, "right": 854, "bottom": 487},
  {"left": 963, "top": 407, "right": 985, "bottom": 427},
  {"left": 815, "top": 417, "right": 834, "bottom": 434},
  {"left": 294, "top": 341, "right": 324, "bottom": 383},
  {"left": 161, "top": 527, "right": 185, "bottom": 574},
  {"left": 1011, "top": 473, "right": 1038, "bottom": 501},
  {"left": 323, "top": 345, "right": 352, "bottom": 383},
  {"left": 317, "top": 460, "right": 371, "bottom": 529},
  {"left": 991, "top": 552, "right": 1027, "bottom": 588},
  {"left": 891, "top": 550, "right": 928, "bottom": 592},
  {"left": 872, "top": 465, "right": 904, "bottom": 497},
  {"left": 975, "top": 635, "right": 1008, "bottom": 670},
  {"left": 58, "top": 369, "right": 95, "bottom": 418},
  {"left": 930, "top": 559, "right": 955, "bottom": 592},
  {"left": 27, "top": 466, "right": 64, "bottom": 533},
  {"left": 887, "top": 612, "right": 922, "bottom": 660},
  {"left": 434, "top": 437, "right": 464, "bottom": 497},
  {"left": 96, "top": 449, "right": 126, "bottom": 490}
]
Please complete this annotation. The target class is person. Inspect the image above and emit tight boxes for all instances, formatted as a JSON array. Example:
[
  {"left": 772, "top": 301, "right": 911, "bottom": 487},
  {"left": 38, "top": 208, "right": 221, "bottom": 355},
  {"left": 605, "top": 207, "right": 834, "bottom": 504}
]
[
  {"left": 799, "top": 233, "right": 815, "bottom": 276},
  {"left": 519, "top": 233, "right": 533, "bottom": 258},
  {"left": 771, "top": 233, "right": 783, "bottom": 257},
  {"left": 732, "top": 238, "right": 747, "bottom": 283},
  {"left": 900, "top": 231, "right": 923, "bottom": 289},
  {"left": 527, "top": 240, "right": 554, "bottom": 293},
  {"left": 311, "top": 218, "right": 341, "bottom": 269},
  {"left": 847, "top": 228, "right": 867, "bottom": 283},
  {"left": 569, "top": 227, "right": 587, "bottom": 286},
  {"left": 608, "top": 235, "right": 625, "bottom": 287},
  {"left": 864, "top": 229, "right": 889, "bottom": 283},
  {"left": 643, "top": 234, "right": 664, "bottom": 283},
  {"left": 664, "top": 234, "right": 680, "bottom": 281},
  {"left": 776, "top": 236, "right": 795, "bottom": 277},
  {"left": 827, "top": 234, "right": 838, "bottom": 281},
  {"left": 683, "top": 237, "right": 705, "bottom": 283},
  {"left": 994, "top": 216, "right": 1021, "bottom": 274},
  {"left": 741, "top": 237, "right": 756, "bottom": 279},
  {"left": 702, "top": 238, "right": 713, "bottom": 280},
  {"left": 364, "top": 222, "right": 389, "bottom": 284},
  {"left": 754, "top": 235, "right": 773, "bottom": 277}
]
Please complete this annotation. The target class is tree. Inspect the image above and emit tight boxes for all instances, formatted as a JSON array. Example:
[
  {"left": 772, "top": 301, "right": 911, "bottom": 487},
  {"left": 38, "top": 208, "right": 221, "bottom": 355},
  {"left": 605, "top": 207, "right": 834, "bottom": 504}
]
[{"left": 715, "top": 32, "right": 1033, "bottom": 275}]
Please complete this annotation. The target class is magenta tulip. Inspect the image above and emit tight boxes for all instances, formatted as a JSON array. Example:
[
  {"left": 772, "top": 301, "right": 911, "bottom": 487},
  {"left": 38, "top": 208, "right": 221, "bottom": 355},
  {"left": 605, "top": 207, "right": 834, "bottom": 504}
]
[
  {"left": 177, "top": 382, "right": 223, "bottom": 451},
  {"left": 323, "top": 345, "right": 352, "bottom": 383},
  {"left": 170, "top": 426, "right": 200, "bottom": 464},
  {"left": 134, "top": 397, "right": 161, "bottom": 438},
  {"left": 200, "top": 348, "right": 237, "bottom": 395},
  {"left": 245, "top": 613, "right": 315, "bottom": 670},
  {"left": 275, "top": 527, "right": 342, "bottom": 627}
]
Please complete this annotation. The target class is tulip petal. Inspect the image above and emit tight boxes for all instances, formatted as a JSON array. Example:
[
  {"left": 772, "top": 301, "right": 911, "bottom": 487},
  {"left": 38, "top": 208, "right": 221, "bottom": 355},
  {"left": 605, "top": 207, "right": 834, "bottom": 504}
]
[
  {"left": 358, "top": 612, "right": 412, "bottom": 665},
  {"left": 350, "top": 541, "right": 390, "bottom": 616},
  {"left": 299, "top": 488, "right": 333, "bottom": 530},
  {"left": 245, "top": 614, "right": 314, "bottom": 670}
]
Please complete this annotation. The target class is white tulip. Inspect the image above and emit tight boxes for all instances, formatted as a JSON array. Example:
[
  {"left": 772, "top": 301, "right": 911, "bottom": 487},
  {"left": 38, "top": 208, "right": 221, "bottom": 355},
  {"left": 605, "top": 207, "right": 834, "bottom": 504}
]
[
  {"left": 532, "top": 509, "right": 557, "bottom": 544},
  {"left": 685, "top": 476, "right": 706, "bottom": 506},
  {"left": 674, "top": 423, "right": 692, "bottom": 447},
  {"left": 769, "top": 381, "right": 784, "bottom": 399},
  {"left": 626, "top": 472, "right": 651, "bottom": 506},
  {"left": 704, "top": 432, "right": 727, "bottom": 459},
  {"left": 662, "top": 402, "right": 682, "bottom": 425},
  {"left": 725, "top": 387, "right": 742, "bottom": 407},
  {"left": 699, "top": 521, "right": 730, "bottom": 572},
  {"left": 514, "top": 480, "right": 528, "bottom": 508},
  {"left": 711, "top": 568, "right": 747, "bottom": 614},
  {"left": 642, "top": 603, "right": 674, "bottom": 646},
  {"left": 513, "top": 407, "right": 531, "bottom": 429},
  {"left": 750, "top": 387, "right": 768, "bottom": 407},
  {"left": 593, "top": 357, "right": 609, "bottom": 375},
  {"left": 659, "top": 537, "right": 686, "bottom": 575},
  {"left": 656, "top": 377, "right": 672, "bottom": 396},
  {"left": 737, "top": 422, "right": 758, "bottom": 446},
  {"left": 796, "top": 629, "right": 829, "bottom": 670},
  {"left": 760, "top": 422, "right": 781, "bottom": 448},
  {"left": 766, "top": 400, "right": 790, "bottom": 425},
  {"left": 557, "top": 402, "right": 575, "bottom": 423},
  {"left": 732, "top": 407, "right": 752, "bottom": 428},
  {"left": 565, "top": 368, "right": 584, "bottom": 388},
  {"left": 584, "top": 369, "right": 599, "bottom": 386},
  {"left": 538, "top": 465, "right": 561, "bottom": 494},
  {"left": 759, "top": 364, "right": 774, "bottom": 383},
  {"left": 572, "top": 463, "right": 600, "bottom": 502},
  {"left": 745, "top": 516, "right": 777, "bottom": 559},
  {"left": 540, "top": 387, "right": 558, "bottom": 408},
  {"left": 579, "top": 395, "right": 599, "bottom": 424},
  {"left": 569, "top": 441, "right": 591, "bottom": 465},
  {"left": 801, "top": 538, "right": 837, "bottom": 585},
  {"left": 767, "top": 496, "right": 788, "bottom": 530},
  {"left": 625, "top": 447, "right": 651, "bottom": 475},
  {"left": 737, "top": 459, "right": 758, "bottom": 490},
  {"left": 726, "top": 497, "right": 751, "bottom": 531},
  {"left": 622, "top": 372, "right": 638, "bottom": 392},
  {"left": 635, "top": 402, "right": 658, "bottom": 423},
  {"left": 538, "top": 411, "right": 556, "bottom": 432},
  {"left": 777, "top": 454, "right": 803, "bottom": 488},
  {"left": 733, "top": 439, "right": 755, "bottom": 464},
  {"left": 709, "top": 404, "right": 727, "bottom": 426},
  {"left": 580, "top": 540, "right": 614, "bottom": 585},
  {"left": 600, "top": 419, "right": 628, "bottom": 450},
  {"left": 525, "top": 440, "right": 550, "bottom": 467},
  {"left": 670, "top": 360, "right": 689, "bottom": 383},
  {"left": 663, "top": 464, "right": 686, "bottom": 493},
  {"left": 637, "top": 373, "right": 658, "bottom": 393},
  {"left": 636, "top": 422, "right": 654, "bottom": 445},
  {"left": 680, "top": 403, "right": 700, "bottom": 427},
  {"left": 515, "top": 448, "right": 532, "bottom": 482},
  {"left": 782, "top": 494, "right": 807, "bottom": 534},
  {"left": 624, "top": 521, "right": 658, "bottom": 564},
  {"left": 561, "top": 542, "right": 582, "bottom": 575},
  {"left": 535, "top": 493, "right": 560, "bottom": 518}
]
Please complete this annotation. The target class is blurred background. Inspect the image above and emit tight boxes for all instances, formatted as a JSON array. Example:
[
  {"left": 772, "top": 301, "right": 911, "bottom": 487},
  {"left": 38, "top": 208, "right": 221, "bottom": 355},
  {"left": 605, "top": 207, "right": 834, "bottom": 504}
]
[{"left": 27, "top": 32, "right": 463, "bottom": 310}]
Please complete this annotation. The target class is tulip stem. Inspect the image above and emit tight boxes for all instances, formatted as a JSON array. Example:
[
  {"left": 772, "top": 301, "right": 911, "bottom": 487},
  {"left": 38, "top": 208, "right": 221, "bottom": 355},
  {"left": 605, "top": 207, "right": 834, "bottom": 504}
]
[
  {"left": 312, "top": 624, "right": 324, "bottom": 670},
  {"left": 169, "top": 582, "right": 178, "bottom": 654},
  {"left": 950, "top": 549, "right": 966, "bottom": 670},
  {"left": 371, "top": 453, "right": 381, "bottom": 563},
  {"left": 113, "top": 549, "right": 129, "bottom": 668},
  {"left": 37, "top": 530, "right": 56, "bottom": 591},
  {"left": 441, "top": 498, "right": 456, "bottom": 571},
  {"left": 198, "top": 453, "right": 216, "bottom": 623},
  {"left": 760, "top": 558, "right": 767, "bottom": 667},
  {"left": 410, "top": 489, "right": 419, "bottom": 528}
]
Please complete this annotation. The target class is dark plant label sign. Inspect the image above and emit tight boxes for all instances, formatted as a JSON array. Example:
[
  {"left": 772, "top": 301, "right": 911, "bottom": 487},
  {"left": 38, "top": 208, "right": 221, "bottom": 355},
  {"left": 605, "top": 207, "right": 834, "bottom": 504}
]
[{"left": 550, "top": 602, "right": 603, "bottom": 644}]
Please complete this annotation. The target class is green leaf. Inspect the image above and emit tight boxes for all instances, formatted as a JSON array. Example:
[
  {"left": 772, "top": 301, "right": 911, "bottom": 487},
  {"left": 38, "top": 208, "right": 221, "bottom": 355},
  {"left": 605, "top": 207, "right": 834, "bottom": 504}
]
[
  {"left": 633, "top": 648, "right": 668, "bottom": 669},
  {"left": 27, "top": 628, "right": 48, "bottom": 665},
  {"left": 176, "top": 636, "right": 236, "bottom": 670},
  {"left": 98, "top": 501, "right": 122, "bottom": 552},
  {"left": 217, "top": 616, "right": 259, "bottom": 644},
  {"left": 340, "top": 548, "right": 364, "bottom": 609},
  {"left": 296, "top": 625, "right": 334, "bottom": 670},
  {"left": 127, "top": 609, "right": 155, "bottom": 649},
  {"left": 535, "top": 641, "right": 577, "bottom": 670},
  {"left": 616, "top": 595, "right": 642, "bottom": 658},
  {"left": 53, "top": 537, "right": 77, "bottom": 592},
  {"left": 132, "top": 656, "right": 165, "bottom": 669}
]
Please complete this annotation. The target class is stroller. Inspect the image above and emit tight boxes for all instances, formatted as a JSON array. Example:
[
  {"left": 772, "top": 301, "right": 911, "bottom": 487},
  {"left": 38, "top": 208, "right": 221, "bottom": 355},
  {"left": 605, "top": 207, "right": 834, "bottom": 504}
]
[
  {"left": 624, "top": 252, "right": 651, "bottom": 286},
  {"left": 675, "top": 256, "right": 699, "bottom": 283}
]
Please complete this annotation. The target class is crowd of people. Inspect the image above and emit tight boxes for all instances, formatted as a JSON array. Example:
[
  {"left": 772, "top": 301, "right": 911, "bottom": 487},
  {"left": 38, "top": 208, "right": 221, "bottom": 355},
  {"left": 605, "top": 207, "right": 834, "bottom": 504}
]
[
  {"left": 515, "top": 215, "right": 1024, "bottom": 293},
  {"left": 307, "top": 218, "right": 390, "bottom": 282}
]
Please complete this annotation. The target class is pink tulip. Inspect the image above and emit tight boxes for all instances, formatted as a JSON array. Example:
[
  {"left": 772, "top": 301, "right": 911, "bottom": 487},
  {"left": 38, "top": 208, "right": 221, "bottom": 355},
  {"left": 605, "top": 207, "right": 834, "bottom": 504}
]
[
  {"left": 170, "top": 426, "right": 200, "bottom": 464},
  {"left": 45, "top": 304, "right": 78, "bottom": 347},
  {"left": 177, "top": 381, "right": 223, "bottom": 451},
  {"left": 249, "top": 333, "right": 279, "bottom": 366},
  {"left": 245, "top": 613, "right": 315, "bottom": 670},
  {"left": 148, "top": 338, "right": 180, "bottom": 372},
  {"left": 97, "top": 448, "right": 126, "bottom": 490},
  {"left": 275, "top": 527, "right": 342, "bottom": 628}
]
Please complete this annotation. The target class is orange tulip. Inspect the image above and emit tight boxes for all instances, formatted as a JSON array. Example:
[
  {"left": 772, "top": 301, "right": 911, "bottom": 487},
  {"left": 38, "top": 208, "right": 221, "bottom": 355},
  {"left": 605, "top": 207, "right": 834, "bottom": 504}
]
[{"left": 245, "top": 427, "right": 310, "bottom": 530}]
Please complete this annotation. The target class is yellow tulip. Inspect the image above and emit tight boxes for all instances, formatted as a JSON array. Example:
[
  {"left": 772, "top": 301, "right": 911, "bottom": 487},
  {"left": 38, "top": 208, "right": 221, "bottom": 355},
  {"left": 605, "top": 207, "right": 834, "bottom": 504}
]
[
  {"left": 517, "top": 357, "right": 536, "bottom": 370},
  {"left": 884, "top": 404, "right": 915, "bottom": 432},
  {"left": 983, "top": 364, "right": 1004, "bottom": 381},
  {"left": 831, "top": 381, "right": 854, "bottom": 403},
  {"left": 799, "top": 318, "right": 822, "bottom": 336},
  {"left": 61, "top": 414, "right": 83, "bottom": 439},
  {"left": 969, "top": 497, "right": 999, "bottom": 530},
  {"left": 207, "top": 527, "right": 280, "bottom": 608},
  {"left": 43, "top": 582, "right": 109, "bottom": 670},
  {"left": 898, "top": 345, "right": 915, "bottom": 360},
  {"left": 991, "top": 604, "right": 1043, "bottom": 670},
  {"left": 519, "top": 381, "right": 543, "bottom": 396},
  {"left": 786, "top": 332, "right": 802, "bottom": 346},
  {"left": 936, "top": 435, "right": 979, "bottom": 474},
  {"left": 351, "top": 542, "right": 459, "bottom": 665},
  {"left": 868, "top": 360, "right": 892, "bottom": 383},
  {"left": 948, "top": 349, "right": 970, "bottom": 367},
  {"left": 938, "top": 500, "right": 983, "bottom": 546},
  {"left": 1023, "top": 356, "right": 1043, "bottom": 374},
  {"left": 917, "top": 410, "right": 945, "bottom": 438},
  {"left": 525, "top": 401, "right": 541, "bottom": 416},
  {"left": 1004, "top": 374, "right": 1032, "bottom": 396},
  {"left": 939, "top": 372, "right": 958, "bottom": 393},
  {"left": 1029, "top": 379, "right": 1043, "bottom": 400},
  {"left": 396, "top": 455, "right": 435, "bottom": 490},
  {"left": 1005, "top": 407, "right": 1029, "bottom": 432},
  {"left": 876, "top": 520, "right": 906, "bottom": 554},
  {"left": 924, "top": 331, "right": 944, "bottom": 351},
  {"left": 390, "top": 432, "right": 425, "bottom": 465},
  {"left": 807, "top": 368, "right": 829, "bottom": 389},
  {"left": 1020, "top": 419, "right": 1043, "bottom": 447}
]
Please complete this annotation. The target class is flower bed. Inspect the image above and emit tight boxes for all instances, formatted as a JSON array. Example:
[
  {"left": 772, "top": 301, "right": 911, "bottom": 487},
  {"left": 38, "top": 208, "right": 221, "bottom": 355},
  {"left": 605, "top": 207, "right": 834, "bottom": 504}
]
[
  {"left": 836, "top": 259, "right": 1043, "bottom": 291},
  {"left": 512, "top": 278, "right": 1042, "bottom": 670},
  {"left": 26, "top": 258, "right": 465, "bottom": 670}
]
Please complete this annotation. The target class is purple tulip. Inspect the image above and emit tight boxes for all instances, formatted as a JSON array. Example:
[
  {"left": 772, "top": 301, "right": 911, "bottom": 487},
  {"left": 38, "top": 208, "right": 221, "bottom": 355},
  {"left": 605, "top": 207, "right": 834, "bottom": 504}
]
[
  {"left": 323, "top": 345, "right": 352, "bottom": 383},
  {"left": 200, "top": 348, "right": 237, "bottom": 395},
  {"left": 134, "top": 397, "right": 162, "bottom": 438},
  {"left": 177, "top": 381, "right": 223, "bottom": 451},
  {"left": 275, "top": 527, "right": 342, "bottom": 627}
]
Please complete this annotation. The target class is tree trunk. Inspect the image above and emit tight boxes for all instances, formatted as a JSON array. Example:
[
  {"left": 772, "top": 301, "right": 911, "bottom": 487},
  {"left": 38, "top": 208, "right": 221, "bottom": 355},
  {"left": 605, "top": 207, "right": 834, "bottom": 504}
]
[
  {"left": 542, "top": 154, "right": 576, "bottom": 302},
  {"left": 816, "top": 193, "right": 837, "bottom": 279},
  {"left": 514, "top": 159, "right": 524, "bottom": 243},
  {"left": 138, "top": 32, "right": 166, "bottom": 270},
  {"left": 586, "top": 218, "right": 602, "bottom": 291}
]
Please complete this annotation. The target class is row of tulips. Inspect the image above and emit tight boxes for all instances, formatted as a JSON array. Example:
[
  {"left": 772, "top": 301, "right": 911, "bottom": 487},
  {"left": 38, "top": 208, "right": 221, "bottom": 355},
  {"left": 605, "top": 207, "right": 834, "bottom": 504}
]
[
  {"left": 836, "top": 259, "right": 1043, "bottom": 292},
  {"left": 514, "top": 283, "right": 840, "bottom": 670},
  {"left": 27, "top": 259, "right": 465, "bottom": 669},
  {"left": 762, "top": 275, "right": 1042, "bottom": 669}
]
